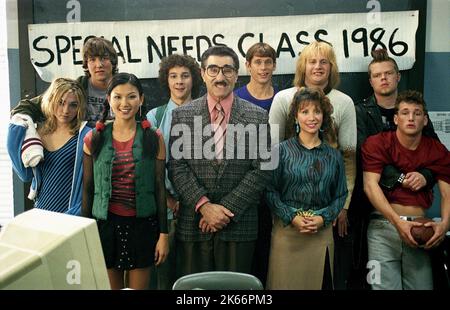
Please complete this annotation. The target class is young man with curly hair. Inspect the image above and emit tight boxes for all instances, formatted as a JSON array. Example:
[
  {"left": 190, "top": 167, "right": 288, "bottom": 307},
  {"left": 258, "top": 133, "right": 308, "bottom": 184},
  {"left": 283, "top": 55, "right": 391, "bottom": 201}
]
[{"left": 146, "top": 53, "right": 202, "bottom": 289}]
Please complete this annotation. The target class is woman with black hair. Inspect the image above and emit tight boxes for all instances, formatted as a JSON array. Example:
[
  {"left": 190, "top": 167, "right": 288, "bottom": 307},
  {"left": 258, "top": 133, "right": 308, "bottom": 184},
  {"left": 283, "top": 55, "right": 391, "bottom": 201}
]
[{"left": 82, "top": 72, "right": 168, "bottom": 289}]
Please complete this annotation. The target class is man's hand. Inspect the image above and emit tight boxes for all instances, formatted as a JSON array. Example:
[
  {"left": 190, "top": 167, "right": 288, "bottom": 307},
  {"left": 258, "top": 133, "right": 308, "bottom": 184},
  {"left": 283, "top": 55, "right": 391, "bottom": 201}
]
[
  {"left": 394, "top": 218, "right": 421, "bottom": 248},
  {"left": 402, "top": 172, "right": 427, "bottom": 192},
  {"left": 199, "top": 217, "right": 218, "bottom": 233},
  {"left": 333, "top": 209, "right": 349, "bottom": 237},
  {"left": 198, "top": 202, "right": 234, "bottom": 231},
  {"left": 424, "top": 221, "right": 449, "bottom": 249}
]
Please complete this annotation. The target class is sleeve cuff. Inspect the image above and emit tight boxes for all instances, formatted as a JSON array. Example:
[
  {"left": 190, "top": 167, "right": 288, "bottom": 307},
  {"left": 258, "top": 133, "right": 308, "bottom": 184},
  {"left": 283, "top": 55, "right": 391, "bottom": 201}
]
[
  {"left": 282, "top": 210, "right": 297, "bottom": 226},
  {"left": 195, "top": 196, "right": 210, "bottom": 212}
]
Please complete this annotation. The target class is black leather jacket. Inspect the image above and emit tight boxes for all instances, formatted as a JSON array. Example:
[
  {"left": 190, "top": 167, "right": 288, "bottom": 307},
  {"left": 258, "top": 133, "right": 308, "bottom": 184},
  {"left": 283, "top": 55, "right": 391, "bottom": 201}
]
[{"left": 355, "top": 94, "right": 438, "bottom": 147}]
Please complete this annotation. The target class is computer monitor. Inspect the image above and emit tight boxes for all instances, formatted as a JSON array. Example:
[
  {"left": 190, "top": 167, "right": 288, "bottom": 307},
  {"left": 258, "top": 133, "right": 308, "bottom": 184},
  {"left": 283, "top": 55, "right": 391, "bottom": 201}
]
[{"left": 0, "top": 209, "right": 110, "bottom": 289}]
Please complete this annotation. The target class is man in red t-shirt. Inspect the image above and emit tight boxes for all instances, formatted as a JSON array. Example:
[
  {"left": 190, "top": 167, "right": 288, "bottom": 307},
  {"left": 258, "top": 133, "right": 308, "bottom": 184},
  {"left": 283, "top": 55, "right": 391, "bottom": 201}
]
[{"left": 362, "top": 90, "right": 450, "bottom": 290}]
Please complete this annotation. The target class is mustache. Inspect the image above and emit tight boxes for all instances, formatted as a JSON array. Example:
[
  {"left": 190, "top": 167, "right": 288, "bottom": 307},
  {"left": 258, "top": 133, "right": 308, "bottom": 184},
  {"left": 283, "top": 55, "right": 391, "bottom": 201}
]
[{"left": 214, "top": 80, "right": 228, "bottom": 86}]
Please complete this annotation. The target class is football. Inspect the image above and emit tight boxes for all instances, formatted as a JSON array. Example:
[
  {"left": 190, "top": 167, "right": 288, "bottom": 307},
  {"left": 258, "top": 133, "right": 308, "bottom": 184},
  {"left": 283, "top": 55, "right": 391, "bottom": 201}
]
[{"left": 410, "top": 217, "right": 434, "bottom": 245}]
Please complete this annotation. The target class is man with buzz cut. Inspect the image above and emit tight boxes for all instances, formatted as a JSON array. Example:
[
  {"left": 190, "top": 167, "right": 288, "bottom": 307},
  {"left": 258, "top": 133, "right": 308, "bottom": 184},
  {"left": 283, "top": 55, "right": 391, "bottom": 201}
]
[
  {"left": 347, "top": 49, "right": 439, "bottom": 289},
  {"left": 362, "top": 90, "right": 450, "bottom": 290}
]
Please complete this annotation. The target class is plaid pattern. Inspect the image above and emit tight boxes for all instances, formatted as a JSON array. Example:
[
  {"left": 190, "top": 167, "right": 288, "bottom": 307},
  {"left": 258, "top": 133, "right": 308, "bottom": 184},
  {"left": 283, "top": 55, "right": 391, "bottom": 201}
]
[{"left": 168, "top": 95, "right": 271, "bottom": 242}]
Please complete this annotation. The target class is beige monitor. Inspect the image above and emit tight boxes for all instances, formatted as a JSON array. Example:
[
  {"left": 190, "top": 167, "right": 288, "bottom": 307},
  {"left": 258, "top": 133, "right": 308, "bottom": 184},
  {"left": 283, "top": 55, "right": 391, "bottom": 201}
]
[{"left": 0, "top": 209, "right": 110, "bottom": 289}]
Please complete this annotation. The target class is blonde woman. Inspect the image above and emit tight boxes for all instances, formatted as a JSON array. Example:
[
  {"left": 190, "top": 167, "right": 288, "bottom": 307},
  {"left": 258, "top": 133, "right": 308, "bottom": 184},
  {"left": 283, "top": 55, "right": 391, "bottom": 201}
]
[{"left": 8, "top": 77, "right": 89, "bottom": 215}]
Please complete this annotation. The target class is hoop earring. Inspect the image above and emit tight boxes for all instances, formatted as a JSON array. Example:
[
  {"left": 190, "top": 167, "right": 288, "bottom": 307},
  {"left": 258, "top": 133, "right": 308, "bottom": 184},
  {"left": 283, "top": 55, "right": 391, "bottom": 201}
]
[{"left": 295, "top": 122, "right": 300, "bottom": 134}]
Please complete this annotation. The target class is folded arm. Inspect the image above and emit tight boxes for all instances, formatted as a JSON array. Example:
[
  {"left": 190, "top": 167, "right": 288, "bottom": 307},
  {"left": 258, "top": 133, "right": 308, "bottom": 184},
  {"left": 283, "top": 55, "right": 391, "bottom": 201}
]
[
  {"left": 7, "top": 123, "right": 34, "bottom": 181},
  {"left": 11, "top": 96, "right": 45, "bottom": 123}
]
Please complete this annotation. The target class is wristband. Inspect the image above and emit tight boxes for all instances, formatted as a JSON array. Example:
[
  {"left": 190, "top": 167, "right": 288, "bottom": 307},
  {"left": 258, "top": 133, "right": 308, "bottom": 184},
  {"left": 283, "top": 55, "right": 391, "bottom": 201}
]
[{"left": 397, "top": 173, "right": 406, "bottom": 184}]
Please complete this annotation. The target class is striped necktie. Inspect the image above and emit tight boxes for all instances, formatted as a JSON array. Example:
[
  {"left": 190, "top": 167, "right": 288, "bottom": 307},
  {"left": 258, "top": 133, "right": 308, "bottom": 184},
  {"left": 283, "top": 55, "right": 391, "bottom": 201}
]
[{"left": 213, "top": 102, "right": 226, "bottom": 160}]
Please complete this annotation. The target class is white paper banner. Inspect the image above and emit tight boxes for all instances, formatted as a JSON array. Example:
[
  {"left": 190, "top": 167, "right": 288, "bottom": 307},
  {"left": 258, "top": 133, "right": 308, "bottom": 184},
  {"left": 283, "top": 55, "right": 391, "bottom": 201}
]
[{"left": 28, "top": 11, "right": 418, "bottom": 82}]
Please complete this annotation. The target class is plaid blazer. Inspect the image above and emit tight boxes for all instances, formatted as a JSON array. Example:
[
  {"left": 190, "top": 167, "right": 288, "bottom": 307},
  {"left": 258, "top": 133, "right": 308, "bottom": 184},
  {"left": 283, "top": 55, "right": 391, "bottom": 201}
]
[{"left": 168, "top": 95, "right": 271, "bottom": 242}]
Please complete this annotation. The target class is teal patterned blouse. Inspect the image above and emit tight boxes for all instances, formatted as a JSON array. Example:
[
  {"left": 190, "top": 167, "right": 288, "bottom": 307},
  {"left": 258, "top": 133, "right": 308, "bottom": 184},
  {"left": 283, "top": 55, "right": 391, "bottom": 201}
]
[{"left": 266, "top": 137, "right": 348, "bottom": 227}]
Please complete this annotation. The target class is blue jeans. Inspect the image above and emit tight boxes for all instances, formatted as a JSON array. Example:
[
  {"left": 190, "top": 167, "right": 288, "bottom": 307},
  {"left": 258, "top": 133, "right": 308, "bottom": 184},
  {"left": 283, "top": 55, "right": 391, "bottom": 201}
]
[{"left": 367, "top": 217, "right": 433, "bottom": 290}]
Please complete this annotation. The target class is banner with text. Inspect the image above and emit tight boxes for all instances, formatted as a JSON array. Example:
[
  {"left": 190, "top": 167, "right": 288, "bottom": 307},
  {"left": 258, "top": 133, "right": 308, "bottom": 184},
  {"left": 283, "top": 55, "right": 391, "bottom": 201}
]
[{"left": 28, "top": 11, "right": 418, "bottom": 82}]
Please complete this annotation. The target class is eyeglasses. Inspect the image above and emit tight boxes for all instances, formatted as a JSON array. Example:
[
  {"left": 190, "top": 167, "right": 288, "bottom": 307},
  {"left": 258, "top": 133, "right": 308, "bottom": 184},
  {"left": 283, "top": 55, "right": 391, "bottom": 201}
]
[{"left": 205, "top": 65, "right": 236, "bottom": 78}]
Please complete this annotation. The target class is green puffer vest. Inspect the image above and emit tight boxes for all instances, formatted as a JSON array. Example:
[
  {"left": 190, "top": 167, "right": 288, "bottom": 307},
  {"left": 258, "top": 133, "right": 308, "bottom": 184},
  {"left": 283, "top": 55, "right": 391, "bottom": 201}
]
[{"left": 92, "top": 123, "right": 156, "bottom": 220}]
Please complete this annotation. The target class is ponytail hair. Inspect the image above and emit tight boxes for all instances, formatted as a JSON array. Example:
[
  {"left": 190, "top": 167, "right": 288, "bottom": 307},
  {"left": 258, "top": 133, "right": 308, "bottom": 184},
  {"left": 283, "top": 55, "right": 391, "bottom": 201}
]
[
  {"left": 90, "top": 72, "right": 159, "bottom": 159},
  {"left": 139, "top": 103, "right": 159, "bottom": 159},
  {"left": 368, "top": 49, "right": 399, "bottom": 77}
]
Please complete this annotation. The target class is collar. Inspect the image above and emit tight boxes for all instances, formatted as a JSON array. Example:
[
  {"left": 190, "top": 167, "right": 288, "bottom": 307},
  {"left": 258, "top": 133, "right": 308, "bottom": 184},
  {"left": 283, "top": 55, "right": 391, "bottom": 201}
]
[
  {"left": 293, "top": 136, "right": 325, "bottom": 150},
  {"left": 300, "top": 84, "right": 332, "bottom": 95},
  {"left": 206, "top": 92, "right": 234, "bottom": 124},
  {"left": 167, "top": 99, "right": 179, "bottom": 110},
  {"left": 207, "top": 92, "right": 233, "bottom": 119}
]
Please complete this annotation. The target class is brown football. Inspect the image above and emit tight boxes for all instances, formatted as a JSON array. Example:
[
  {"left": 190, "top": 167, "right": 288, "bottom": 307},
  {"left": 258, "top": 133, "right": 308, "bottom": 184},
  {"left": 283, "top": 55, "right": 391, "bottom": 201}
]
[{"left": 410, "top": 217, "right": 434, "bottom": 245}]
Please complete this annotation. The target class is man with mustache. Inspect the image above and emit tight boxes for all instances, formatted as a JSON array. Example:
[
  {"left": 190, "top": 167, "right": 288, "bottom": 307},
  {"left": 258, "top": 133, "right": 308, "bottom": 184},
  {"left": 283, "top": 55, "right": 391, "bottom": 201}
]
[{"left": 168, "top": 46, "right": 271, "bottom": 276}]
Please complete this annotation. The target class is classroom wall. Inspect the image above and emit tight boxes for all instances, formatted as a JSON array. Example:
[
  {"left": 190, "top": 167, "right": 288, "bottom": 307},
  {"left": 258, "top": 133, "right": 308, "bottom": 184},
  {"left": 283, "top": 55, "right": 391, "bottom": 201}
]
[
  {"left": 6, "top": 0, "right": 26, "bottom": 217},
  {"left": 424, "top": 0, "right": 449, "bottom": 217},
  {"left": 7, "top": 0, "right": 447, "bottom": 216},
  {"left": 25, "top": 0, "right": 427, "bottom": 109}
]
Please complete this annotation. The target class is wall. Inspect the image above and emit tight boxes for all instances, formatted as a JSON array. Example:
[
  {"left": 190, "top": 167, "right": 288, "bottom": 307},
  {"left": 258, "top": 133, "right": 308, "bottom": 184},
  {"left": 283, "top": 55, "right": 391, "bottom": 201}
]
[
  {"left": 8, "top": 0, "right": 447, "bottom": 216},
  {"left": 424, "top": 0, "right": 449, "bottom": 112},
  {"left": 5, "top": 0, "right": 25, "bottom": 218},
  {"left": 425, "top": 0, "right": 449, "bottom": 217},
  {"left": 26, "top": 0, "right": 426, "bottom": 109}
]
